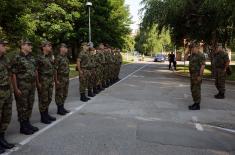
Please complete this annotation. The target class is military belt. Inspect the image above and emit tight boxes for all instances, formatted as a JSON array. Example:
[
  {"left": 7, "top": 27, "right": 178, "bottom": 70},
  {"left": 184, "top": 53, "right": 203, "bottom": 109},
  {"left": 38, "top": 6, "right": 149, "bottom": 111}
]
[{"left": 0, "top": 85, "right": 10, "bottom": 90}]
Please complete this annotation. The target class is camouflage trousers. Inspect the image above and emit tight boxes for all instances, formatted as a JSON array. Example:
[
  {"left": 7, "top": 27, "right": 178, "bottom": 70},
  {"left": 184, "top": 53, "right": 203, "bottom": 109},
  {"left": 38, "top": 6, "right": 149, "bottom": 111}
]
[
  {"left": 190, "top": 74, "right": 202, "bottom": 103},
  {"left": 0, "top": 87, "right": 12, "bottom": 133},
  {"left": 55, "top": 77, "right": 69, "bottom": 106},
  {"left": 104, "top": 65, "right": 109, "bottom": 82},
  {"left": 215, "top": 68, "right": 226, "bottom": 94},
  {"left": 38, "top": 78, "right": 54, "bottom": 112},
  {"left": 79, "top": 69, "right": 90, "bottom": 93},
  {"left": 15, "top": 80, "right": 35, "bottom": 122},
  {"left": 95, "top": 66, "right": 103, "bottom": 86},
  {"left": 88, "top": 69, "right": 97, "bottom": 89}
]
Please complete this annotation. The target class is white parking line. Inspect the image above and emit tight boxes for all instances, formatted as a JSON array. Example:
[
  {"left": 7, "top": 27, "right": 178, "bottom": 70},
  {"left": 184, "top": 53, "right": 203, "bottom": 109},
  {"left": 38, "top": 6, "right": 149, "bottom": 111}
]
[
  {"left": 4, "top": 63, "right": 148, "bottom": 155},
  {"left": 192, "top": 116, "right": 204, "bottom": 131}
]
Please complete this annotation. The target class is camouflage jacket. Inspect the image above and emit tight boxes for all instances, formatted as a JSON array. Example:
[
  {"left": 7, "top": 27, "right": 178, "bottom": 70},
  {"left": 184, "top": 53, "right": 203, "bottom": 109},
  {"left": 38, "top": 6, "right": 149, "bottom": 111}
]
[
  {"left": 0, "top": 55, "right": 11, "bottom": 86},
  {"left": 95, "top": 50, "right": 106, "bottom": 65},
  {"left": 78, "top": 50, "right": 94, "bottom": 69},
  {"left": 213, "top": 51, "right": 229, "bottom": 69},
  {"left": 11, "top": 52, "right": 36, "bottom": 82},
  {"left": 55, "top": 54, "right": 70, "bottom": 79},
  {"left": 189, "top": 53, "right": 205, "bottom": 75},
  {"left": 37, "top": 54, "right": 54, "bottom": 81}
]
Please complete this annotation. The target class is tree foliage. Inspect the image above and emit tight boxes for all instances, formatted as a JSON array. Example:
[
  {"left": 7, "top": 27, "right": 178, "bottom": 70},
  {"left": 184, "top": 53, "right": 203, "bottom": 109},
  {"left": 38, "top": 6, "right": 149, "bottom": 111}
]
[
  {"left": 135, "top": 24, "right": 171, "bottom": 55},
  {"left": 141, "top": 0, "right": 235, "bottom": 47},
  {"left": 0, "top": 0, "right": 132, "bottom": 54}
]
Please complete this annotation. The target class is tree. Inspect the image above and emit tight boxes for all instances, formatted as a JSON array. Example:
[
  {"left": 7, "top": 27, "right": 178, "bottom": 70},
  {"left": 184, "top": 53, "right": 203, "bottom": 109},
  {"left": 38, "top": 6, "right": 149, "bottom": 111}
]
[
  {"left": 135, "top": 24, "right": 171, "bottom": 56},
  {"left": 141, "top": 0, "right": 235, "bottom": 47}
]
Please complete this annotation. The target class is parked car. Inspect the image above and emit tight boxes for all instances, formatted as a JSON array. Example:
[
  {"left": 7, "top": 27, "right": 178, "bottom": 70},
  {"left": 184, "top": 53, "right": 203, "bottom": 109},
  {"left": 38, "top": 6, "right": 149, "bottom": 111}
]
[{"left": 154, "top": 54, "right": 166, "bottom": 62}]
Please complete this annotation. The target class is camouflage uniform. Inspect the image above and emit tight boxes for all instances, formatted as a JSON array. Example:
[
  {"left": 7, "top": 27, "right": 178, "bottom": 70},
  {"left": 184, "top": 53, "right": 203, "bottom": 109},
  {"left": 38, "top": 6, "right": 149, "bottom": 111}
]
[
  {"left": 117, "top": 50, "right": 122, "bottom": 79},
  {"left": 55, "top": 54, "right": 70, "bottom": 106},
  {"left": 214, "top": 51, "right": 229, "bottom": 94},
  {"left": 94, "top": 49, "right": 104, "bottom": 87},
  {"left": 88, "top": 50, "right": 97, "bottom": 91},
  {"left": 0, "top": 55, "right": 12, "bottom": 133},
  {"left": 189, "top": 53, "right": 205, "bottom": 104},
  {"left": 37, "top": 54, "right": 54, "bottom": 112},
  {"left": 78, "top": 47, "right": 91, "bottom": 93},
  {"left": 11, "top": 52, "right": 36, "bottom": 122},
  {"left": 114, "top": 49, "right": 122, "bottom": 80}
]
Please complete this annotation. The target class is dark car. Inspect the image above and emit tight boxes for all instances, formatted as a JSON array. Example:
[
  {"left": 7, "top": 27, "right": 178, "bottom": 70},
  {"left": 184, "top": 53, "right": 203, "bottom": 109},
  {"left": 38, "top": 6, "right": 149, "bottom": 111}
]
[{"left": 154, "top": 54, "right": 166, "bottom": 62}]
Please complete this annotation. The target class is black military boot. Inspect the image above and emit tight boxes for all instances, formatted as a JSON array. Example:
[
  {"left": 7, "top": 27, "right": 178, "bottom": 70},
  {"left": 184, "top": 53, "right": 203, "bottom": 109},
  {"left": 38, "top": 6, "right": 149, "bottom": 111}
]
[
  {"left": 0, "top": 145, "right": 5, "bottom": 154},
  {"left": 57, "top": 105, "right": 66, "bottom": 115},
  {"left": 189, "top": 103, "right": 200, "bottom": 110},
  {"left": 20, "top": 121, "right": 34, "bottom": 135},
  {"left": 62, "top": 105, "right": 70, "bottom": 113},
  {"left": 88, "top": 90, "right": 95, "bottom": 97},
  {"left": 102, "top": 82, "right": 108, "bottom": 88},
  {"left": 46, "top": 109, "right": 56, "bottom": 122},
  {"left": 80, "top": 93, "right": 88, "bottom": 102},
  {"left": 99, "top": 85, "right": 105, "bottom": 91},
  {"left": 26, "top": 119, "right": 39, "bottom": 132},
  {"left": 214, "top": 92, "right": 225, "bottom": 99},
  {"left": 93, "top": 87, "right": 99, "bottom": 94},
  {"left": 0, "top": 133, "right": 15, "bottom": 149},
  {"left": 40, "top": 112, "right": 51, "bottom": 124}
]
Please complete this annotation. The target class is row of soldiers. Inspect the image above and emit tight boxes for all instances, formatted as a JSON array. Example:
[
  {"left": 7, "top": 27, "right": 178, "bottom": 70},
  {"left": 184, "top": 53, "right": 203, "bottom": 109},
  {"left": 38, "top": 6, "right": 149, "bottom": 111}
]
[
  {"left": 0, "top": 39, "right": 123, "bottom": 153},
  {"left": 76, "top": 43, "right": 122, "bottom": 102}
]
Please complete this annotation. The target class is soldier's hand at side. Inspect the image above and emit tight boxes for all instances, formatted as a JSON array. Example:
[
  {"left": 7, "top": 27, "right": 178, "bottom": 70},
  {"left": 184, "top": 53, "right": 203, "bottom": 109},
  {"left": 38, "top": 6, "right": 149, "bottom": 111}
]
[
  {"left": 197, "top": 76, "right": 202, "bottom": 81},
  {"left": 79, "top": 70, "right": 84, "bottom": 76},
  {"left": 56, "top": 81, "right": 60, "bottom": 85},
  {"left": 37, "top": 83, "right": 42, "bottom": 91},
  {"left": 15, "top": 88, "right": 22, "bottom": 96}
]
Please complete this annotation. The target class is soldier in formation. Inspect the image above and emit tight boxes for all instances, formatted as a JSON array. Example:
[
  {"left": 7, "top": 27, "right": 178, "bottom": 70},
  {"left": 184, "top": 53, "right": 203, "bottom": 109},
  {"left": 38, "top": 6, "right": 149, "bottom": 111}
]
[
  {"left": 11, "top": 40, "right": 38, "bottom": 135},
  {"left": 36, "top": 41, "right": 56, "bottom": 124},
  {"left": 55, "top": 43, "right": 70, "bottom": 115},
  {"left": 0, "top": 40, "right": 15, "bottom": 153},
  {"left": 76, "top": 43, "right": 123, "bottom": 102}
]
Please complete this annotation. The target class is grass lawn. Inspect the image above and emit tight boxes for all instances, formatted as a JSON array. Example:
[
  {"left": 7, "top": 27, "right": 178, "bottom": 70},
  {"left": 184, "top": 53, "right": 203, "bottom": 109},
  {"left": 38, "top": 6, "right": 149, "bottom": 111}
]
[
  {"left": 122, "top": 61, "right": 130, "bottom": 65},
  {"left": 69, "top": 64, "right": 79, "bottom": 78},
  {"left": 176, "top": 64, "right": 235, "bottom": 81}
]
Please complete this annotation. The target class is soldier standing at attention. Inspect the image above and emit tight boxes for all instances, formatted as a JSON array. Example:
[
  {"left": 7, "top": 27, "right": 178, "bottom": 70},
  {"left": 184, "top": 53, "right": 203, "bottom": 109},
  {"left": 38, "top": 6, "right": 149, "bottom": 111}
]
[
  {"left": 94, "top": 46, "right": 105, "bottom": 93},
  {"left": 88, "top": 47, "right": 97, "bottom": 95},
  {"left": 0, "top": 40, "right": 15, "bottom": 153},
  {"left": 55, "top": 43, "right": 70, "bottom": 115},
  {"left": 11, "top": 40, "right": 39, "bottom": 135},
  {"left": 188, "top": 42, "right": 205, "bottom": 110},
  {"left": 77, "top": 43, "right": 91, "bottom": 102},
  {"left": 213, "top": 43, "right": 230, "bottom": 99},
  {"left": 36, "top": 41, "right": 56, "bottom": 124}
]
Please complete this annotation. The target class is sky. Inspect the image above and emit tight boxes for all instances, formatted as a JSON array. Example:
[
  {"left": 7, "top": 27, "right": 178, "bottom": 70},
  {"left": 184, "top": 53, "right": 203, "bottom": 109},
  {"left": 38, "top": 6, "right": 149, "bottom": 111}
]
[{"left": 125, "top": 0, "right": 142, "bottom": 33}]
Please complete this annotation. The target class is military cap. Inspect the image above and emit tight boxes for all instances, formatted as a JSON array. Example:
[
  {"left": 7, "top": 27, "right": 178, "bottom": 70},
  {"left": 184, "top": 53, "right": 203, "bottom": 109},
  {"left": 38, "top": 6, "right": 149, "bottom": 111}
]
[
  {"left": 41, "top": 41, "right": 52, "bottom": 47},
  {"left": 59, "top": 43, "right": 67, "bottom": 48},
  {"left": 20, "top": 39, "right": 32, "bottom": 45},
  {"left": 0, "top": 40, "right": 8, "bottom": 45},
  {"left": 217, "top": 43, "right": 223, "bottom": 48}
]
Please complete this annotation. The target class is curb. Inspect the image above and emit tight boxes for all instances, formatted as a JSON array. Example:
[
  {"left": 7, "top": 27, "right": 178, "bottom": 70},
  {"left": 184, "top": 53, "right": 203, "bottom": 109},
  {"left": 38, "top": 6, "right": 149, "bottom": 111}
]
[{"left": 173, "top": 71, "right": 235, "bottom": 85}]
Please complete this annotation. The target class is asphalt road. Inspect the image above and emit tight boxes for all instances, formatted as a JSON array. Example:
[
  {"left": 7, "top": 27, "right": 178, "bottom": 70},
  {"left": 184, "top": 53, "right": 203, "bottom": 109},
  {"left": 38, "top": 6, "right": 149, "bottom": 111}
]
[{"left": 3, "top": 62, "right": 235, "bottom": 155}]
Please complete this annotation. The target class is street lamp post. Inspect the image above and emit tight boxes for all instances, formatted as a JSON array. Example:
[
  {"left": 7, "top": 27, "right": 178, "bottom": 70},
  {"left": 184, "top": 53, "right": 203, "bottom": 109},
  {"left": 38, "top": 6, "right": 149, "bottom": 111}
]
[{"left": 86, "top": 1, "right": 92, "bottom": 47}]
